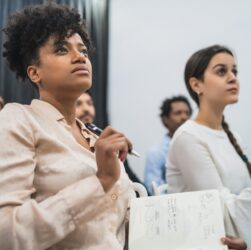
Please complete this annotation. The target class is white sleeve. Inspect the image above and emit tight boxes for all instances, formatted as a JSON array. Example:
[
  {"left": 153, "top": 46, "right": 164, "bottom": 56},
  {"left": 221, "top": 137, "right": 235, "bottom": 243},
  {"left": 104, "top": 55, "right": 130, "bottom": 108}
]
[
  {"left": 0, "top": 105, "right": 118, "bottom": 250},
  {"left": 220, "top": 188, "right": 251, "bottom": 247},
  {"left": 169, "top": 132, "right": 223, "bottom": 190},
  {"left": 169, "top": 131, "right": 251, "bottom": 245}
]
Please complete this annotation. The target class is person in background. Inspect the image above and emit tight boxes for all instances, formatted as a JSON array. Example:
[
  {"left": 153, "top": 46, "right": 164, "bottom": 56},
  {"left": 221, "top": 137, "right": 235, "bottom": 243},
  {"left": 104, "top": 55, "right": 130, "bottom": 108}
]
[
  {"left": 144, "top": 95, "right": 192, "bottom": 194},
  {"left": 75, "top": 90, "right": 95, "bottom": 124},
  {"left": 76, "top": 90, "right": 143, "bottom": 184},
  {"left": 167, "top": 45, "right": 251, "bottom": 249},
  {"left": 0, "top": 96, "right": 5, "bottom": 110}
]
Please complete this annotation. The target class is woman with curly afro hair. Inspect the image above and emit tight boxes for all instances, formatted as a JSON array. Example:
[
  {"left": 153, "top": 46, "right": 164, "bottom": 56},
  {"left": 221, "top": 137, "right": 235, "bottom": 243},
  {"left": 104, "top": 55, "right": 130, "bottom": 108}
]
[{"left": 0, "top": 3, "right": 135, "bottom": 250}]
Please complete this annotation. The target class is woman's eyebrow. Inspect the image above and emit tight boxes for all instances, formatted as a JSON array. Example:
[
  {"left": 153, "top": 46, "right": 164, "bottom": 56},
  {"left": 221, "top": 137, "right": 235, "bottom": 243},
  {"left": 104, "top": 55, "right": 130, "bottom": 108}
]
[
  {"left": 53, "top": 40, "right": 67, "bottom": 47},
  {"left": 212, "top": 64, "right": 226, "bottom": 69},
  {"left": 53, "top": 40, "right": 86, "bottom": 49},
  {"left": 212, "top": 63, "right": 237, "bottom": 69},
  {"left": 77, "top": 43, "right": 87, "bottom": 50}
]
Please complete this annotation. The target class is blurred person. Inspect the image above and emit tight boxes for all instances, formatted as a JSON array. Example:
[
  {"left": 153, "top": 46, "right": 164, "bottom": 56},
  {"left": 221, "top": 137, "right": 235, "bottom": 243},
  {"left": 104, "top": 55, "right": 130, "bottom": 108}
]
[
  {"left": 144, "top": 95, "right": 192, "bottom": 194},
  {"left": 75, "top": 90, "right": 95, "bottom": 124},
  {"left": 167, "top": 45, "right": 251, "bottom": 248},
  {"left": 0, "top": 96, "right": 5, "bottom": 110}
]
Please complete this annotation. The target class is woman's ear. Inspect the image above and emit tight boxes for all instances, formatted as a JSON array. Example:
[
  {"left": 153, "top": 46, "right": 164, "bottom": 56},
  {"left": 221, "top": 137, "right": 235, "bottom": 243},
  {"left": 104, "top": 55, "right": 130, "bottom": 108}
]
[
  {"left": 189, "top": 77, "right": 203, "bottom": 96},
  {"left": 27, "top": 65, "right": 41, "bottom": 88}
]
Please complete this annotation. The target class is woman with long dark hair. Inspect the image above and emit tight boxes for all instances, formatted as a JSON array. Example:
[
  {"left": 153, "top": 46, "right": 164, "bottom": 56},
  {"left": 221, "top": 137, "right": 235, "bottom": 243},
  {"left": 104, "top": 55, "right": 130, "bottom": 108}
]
[{"left": 167, "top": 45, "right": 251, "bottom": 248}]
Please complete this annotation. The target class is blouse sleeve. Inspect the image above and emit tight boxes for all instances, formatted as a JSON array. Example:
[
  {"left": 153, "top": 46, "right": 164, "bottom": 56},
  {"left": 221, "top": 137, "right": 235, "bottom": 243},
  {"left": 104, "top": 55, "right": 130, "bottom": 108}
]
[
  {"left": 168, "top": 131, "right": 223, "bottom": 190},
  {"left": 0, "top": 104, "right": 120, "bottom": 250}
]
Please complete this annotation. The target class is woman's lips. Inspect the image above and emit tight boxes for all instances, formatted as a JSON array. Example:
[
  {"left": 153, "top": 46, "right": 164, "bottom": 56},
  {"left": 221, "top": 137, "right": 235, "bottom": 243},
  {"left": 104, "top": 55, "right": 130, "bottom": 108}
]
[
  {"left": 227, "top": 87, "right": 238, "bottom": 94},
  {"left": 71, "top": 66, "right": 89, "bottom": 74},
  {"left": 73, "top": 70, "right": 89, "bottom": 75}
]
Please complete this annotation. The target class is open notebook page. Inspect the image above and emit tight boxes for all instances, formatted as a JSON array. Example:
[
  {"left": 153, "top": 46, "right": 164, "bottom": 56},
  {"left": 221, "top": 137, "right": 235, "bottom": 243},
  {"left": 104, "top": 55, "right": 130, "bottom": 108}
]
[{"left": 129, "top": 189, "right": 228, "bottom": 250}]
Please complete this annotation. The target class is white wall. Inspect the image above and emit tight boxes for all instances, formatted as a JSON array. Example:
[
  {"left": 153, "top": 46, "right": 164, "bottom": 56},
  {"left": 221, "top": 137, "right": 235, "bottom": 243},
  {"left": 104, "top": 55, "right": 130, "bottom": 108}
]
[{"left": 108, "top": 0, "right": 251, "bottom": 180}]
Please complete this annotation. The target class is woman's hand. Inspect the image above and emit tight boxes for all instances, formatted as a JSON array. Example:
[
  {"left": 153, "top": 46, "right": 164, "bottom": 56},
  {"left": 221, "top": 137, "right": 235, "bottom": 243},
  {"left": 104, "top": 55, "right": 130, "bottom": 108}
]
[
  {"left": 95, "top": 126, "right": 132, "bottom": 192},
  {"left": 221, "top": 236, "right": 247, "bottom": 250}
]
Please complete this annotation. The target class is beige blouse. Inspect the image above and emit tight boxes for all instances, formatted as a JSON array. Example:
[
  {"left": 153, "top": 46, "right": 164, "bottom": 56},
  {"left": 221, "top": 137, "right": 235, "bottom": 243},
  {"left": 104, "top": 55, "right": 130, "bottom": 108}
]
[{"left": 0, "top": 99, "right": 134, "bottom": 250}]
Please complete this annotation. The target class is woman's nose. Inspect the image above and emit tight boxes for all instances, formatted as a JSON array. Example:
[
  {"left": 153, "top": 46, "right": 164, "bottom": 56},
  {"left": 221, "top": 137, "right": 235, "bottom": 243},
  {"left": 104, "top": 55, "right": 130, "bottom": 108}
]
[
  {"left": 72, "top": 50, "right": 86, "bottom": 63},
  {"left": 228, "top": 71, "right": 237, "bottom": 83}
]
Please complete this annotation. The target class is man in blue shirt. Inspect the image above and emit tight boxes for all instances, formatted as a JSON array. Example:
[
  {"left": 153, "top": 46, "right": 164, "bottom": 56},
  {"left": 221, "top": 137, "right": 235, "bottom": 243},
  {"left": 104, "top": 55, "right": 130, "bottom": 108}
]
[{"left": 144, "top": 95, "right": 192, "bottom": 194}]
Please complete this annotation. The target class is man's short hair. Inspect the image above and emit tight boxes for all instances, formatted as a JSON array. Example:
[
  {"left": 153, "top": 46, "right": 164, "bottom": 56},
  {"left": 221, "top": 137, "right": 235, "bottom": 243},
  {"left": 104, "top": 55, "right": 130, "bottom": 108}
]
[{"left": 160, "top": 95, "right": 192, "bottom": 117}]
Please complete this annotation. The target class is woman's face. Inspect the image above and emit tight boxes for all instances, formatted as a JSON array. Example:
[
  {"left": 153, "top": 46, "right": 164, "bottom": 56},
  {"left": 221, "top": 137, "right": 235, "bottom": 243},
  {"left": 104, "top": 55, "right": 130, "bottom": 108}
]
[
  {"left": 198, "top": 52, "right": 239, "bottom": 108},
  {"left": 31, "top": 33, "right": 92, "bottom": 100}
]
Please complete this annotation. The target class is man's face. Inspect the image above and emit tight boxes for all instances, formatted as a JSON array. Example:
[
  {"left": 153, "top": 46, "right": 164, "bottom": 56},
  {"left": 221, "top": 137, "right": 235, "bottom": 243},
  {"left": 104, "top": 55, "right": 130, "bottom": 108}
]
[
  {"left": 75, "top": 92, "right": 95, "bottom": 123},
  {"left": 162, "top": 101, "right": 191, "bottom": 136}
]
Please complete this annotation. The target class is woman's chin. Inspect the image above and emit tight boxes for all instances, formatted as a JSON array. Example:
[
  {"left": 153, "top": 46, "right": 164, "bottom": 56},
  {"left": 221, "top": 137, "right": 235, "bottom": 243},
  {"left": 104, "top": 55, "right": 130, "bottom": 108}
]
[
  {"left": 228, "top": 97, "right": 239, "bottom": 104},
  {"left": 74, "top": 80, "right": 92, "bottom": 92}
]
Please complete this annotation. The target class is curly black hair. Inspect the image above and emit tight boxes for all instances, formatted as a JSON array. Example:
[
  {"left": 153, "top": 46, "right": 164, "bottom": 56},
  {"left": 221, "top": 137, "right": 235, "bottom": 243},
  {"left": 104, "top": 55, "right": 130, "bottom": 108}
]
[
  {"left": 160, "top": 95, "right": 192, "bottom": 118},
  {"left": 2, "top": 2, "right": 91, "bottom": 84}
]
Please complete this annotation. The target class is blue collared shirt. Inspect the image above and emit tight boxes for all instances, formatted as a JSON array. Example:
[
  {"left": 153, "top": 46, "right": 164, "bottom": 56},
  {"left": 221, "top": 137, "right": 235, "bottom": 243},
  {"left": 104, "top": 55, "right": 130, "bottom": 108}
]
[{"left": 144, "top": 134, "right": 170, "bottom": 194}]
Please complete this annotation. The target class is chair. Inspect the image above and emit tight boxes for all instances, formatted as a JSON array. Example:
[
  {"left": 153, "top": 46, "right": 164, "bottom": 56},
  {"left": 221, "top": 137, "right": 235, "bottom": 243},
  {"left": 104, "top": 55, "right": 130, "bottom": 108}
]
[
  {"left": 151, "top": 181, "right": 168, "bottom": 195},
  {"left": 131, "top": 182, "right": 148, "bottom": 197}
]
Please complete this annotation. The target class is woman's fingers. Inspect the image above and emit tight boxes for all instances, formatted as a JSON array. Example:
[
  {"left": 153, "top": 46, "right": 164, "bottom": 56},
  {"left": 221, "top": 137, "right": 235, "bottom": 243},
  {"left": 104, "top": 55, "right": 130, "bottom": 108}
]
[
  {"left": 95, "top": 126, "right": 133, "bottom": 192},
  {"left": 221, "top": 236, "right": 247, "bottom": 250},
  {"left": 97, "top": 126, "right": 133, "bottom": 156}
]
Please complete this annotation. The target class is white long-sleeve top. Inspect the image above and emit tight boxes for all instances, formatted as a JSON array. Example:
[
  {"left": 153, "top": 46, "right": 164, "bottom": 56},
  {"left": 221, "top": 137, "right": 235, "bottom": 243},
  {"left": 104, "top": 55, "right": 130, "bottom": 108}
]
[
  {"left": 167, "top": 120, "right": 251, "bottom": 247},
  {"left": 0, "top": 99, "right": 134, "bottom": 250}
]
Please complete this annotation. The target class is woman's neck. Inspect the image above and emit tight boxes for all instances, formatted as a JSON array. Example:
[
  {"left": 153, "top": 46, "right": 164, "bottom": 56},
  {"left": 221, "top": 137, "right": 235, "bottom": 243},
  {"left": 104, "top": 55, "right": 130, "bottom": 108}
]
[
  {"left": 40, "top": 93, "right": 77, "bottom": 126},
  {"left": 195, "top": 101, "right": 224, "bottom": 130}
]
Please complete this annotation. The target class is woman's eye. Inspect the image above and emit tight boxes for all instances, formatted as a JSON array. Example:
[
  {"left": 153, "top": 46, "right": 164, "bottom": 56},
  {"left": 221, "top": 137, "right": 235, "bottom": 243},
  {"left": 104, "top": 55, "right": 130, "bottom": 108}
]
[
  {"left": 81, "top": 49, "right": 89, "bottom": 57},
  {"left": 55, "top": 47, "right": 67, "bottom": 54},
  {"left": 216, "top": 68, "right": 226, "bottom": 76},
  {"left": 232, "top": 69, "right": 238, "bottom": 76}
]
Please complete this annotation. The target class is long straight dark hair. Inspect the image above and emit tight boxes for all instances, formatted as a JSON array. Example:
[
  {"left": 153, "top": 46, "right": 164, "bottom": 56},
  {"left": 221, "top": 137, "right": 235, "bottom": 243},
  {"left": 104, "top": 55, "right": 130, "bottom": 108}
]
[{"left": 184, "top": 45, "right": 251, "bottom": 174}]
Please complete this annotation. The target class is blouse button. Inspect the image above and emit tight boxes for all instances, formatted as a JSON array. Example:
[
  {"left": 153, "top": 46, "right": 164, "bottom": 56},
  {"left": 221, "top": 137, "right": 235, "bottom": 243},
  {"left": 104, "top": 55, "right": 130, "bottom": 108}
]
[{"left": 111, "top": 194, "right": 118, "bottom": 200}]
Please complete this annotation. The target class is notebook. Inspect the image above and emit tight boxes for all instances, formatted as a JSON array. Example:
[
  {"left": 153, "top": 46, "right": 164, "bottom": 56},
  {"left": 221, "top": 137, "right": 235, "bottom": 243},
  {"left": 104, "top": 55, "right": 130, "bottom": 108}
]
[{"left": 129, "top": 189, "right": 227, "bottom": 250}]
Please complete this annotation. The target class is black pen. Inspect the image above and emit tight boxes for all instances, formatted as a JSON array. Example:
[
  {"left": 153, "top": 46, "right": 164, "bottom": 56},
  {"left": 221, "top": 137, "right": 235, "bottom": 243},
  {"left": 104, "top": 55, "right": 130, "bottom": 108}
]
[{"left": 85, "top": 123, "right": 140, "bottom": 158}]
